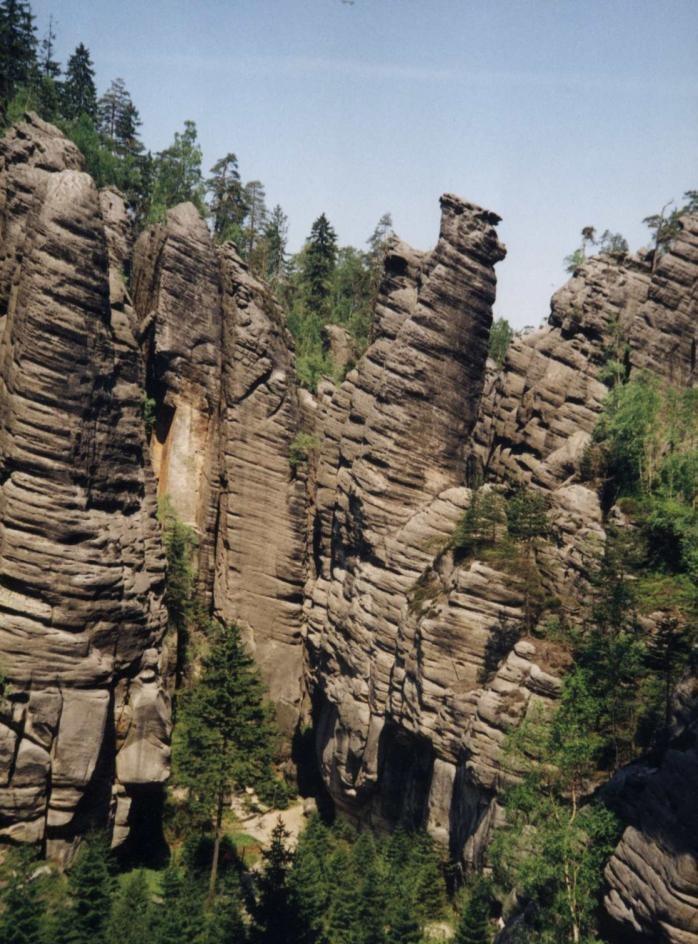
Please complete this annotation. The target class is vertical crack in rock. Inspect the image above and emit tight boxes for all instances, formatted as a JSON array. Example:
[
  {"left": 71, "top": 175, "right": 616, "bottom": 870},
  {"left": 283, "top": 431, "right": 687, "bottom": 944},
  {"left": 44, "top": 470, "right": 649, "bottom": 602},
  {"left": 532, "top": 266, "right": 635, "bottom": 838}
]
[{"left": 132, "top": 210, "right": 308, "bottom": 733}]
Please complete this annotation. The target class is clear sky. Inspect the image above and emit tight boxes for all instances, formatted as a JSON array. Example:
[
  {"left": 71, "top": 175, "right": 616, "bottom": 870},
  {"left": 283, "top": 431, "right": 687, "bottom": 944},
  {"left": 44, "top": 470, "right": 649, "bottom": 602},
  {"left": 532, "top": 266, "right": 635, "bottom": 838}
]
[{"left": 32, "top": 0, "right": 698, "bottom": 328}]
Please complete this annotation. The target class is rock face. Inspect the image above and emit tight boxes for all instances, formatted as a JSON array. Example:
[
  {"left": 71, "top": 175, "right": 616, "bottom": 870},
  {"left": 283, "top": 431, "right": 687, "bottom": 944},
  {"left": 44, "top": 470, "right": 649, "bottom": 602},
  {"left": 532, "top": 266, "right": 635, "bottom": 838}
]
[
  {"left": 0, "top": 115, "right": 696, "bottom": 943},
  {"left": 132, "top": 210, "right": 307, "bottom": 732},
  {"left": 302, "top": 202, "right": 698, "bottom": 940},
  {"left": 0, "top": 115, "right": 169, "bottom": 859},
  {"left": 602, "top": 681, "right": 698, "bottom": 944}
]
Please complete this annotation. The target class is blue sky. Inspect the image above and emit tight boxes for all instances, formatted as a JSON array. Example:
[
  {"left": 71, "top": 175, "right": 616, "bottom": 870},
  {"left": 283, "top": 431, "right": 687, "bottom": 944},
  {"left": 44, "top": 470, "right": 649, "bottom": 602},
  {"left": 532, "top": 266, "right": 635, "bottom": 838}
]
[{"left": 34, "top": 0, "right": 697, "bottom": 327}]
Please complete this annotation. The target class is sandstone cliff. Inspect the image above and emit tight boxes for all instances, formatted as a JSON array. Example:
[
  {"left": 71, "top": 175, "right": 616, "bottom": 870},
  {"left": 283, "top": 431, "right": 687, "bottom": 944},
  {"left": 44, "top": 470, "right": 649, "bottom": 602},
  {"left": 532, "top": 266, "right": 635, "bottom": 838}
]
[
  {"left": 132, "top": 206, "right": 307, "bottom": 733},
  {"left": 0, "top": 115, "right": 169, "bottom": 861},
  {"left": 0, "top": 115, "right": 695, "bottom": 943}
]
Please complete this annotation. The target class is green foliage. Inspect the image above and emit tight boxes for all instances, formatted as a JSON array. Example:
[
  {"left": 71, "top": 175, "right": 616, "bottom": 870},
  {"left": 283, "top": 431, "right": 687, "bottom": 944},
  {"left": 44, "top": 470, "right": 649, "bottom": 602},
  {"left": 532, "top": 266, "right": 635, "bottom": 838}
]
[
  {"left": 0, "top": 847, "right": 44, "bottom": 944},
  {"left": 106, "top": 870, "right": 152, "bottom": 944},
  {"left": 506, "top": 487, "right": 550, "bottom": 545},
  {"left": 564, "top": 225, "right": 627, "bottom": 273},
  {"left": 492, "top": 681, "right": 620, "bottom": 944},
  {"left": 150, "top": 864, "right": 204, "bottom": 944},
  {"left": 264, "top": 204, "right": 289, "bottom": 283},
  {"left": 488, "top": 318, "right": 513, "bottom": 367},
  {"left": 158, "top": 498, "right": 198, "bottom": 690},
  {"left": 454, "top": 878, "right": 492, "bottom": 944},
  {"left": 143, "top": 394, "right": 157, "bottom": 437},
  {"left": 62, "top": 42, "right": 97, "bottom": 120},
  {"left": 251, "top": 819, "right": 298, "bottom": 944},
  {"left": 173, "top": 619, "right": 288, "bottom": 894},
  {"left": 207, "top": 152, "right": 247, "bottom": 243},
  {"left": 0, "top": 0, "right": 37, "bottom": 107},
  {"left": 452, "top": 488, "right": 503, "bottom": 557},
  {"left": 563, "top": 246, "right": 585, "bottom": 273},
  {"left": 289, "top": 817, "right": 446, "bottom": 944},
  {"left": 65, "top": 834, "right": 115, "bottom": 944},
  {"left": 148, "top": 119, "right": 206, "bottom": 220},
  {"left": 285, "top": 212, "right": 391, "bottom": 391},
  {"left": 289, "top": 431, "right": 320, "bottom": 470},
  {"left": 592, "top": 376, "right": 698, "bottom": 586}
]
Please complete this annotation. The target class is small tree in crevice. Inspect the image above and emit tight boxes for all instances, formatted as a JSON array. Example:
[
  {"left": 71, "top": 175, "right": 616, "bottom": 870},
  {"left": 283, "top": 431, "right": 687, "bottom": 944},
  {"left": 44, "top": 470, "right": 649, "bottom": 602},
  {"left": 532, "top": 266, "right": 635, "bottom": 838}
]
[{"left": 158, "top": 497, "right": 198, "bottom": 691}]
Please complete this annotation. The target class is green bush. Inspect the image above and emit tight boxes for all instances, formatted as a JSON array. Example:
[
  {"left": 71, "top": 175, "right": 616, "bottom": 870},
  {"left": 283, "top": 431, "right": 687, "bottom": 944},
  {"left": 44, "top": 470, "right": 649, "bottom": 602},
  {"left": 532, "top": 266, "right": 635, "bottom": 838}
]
[{"left": 289, "top": 431, "right": 320, "bottom": 469}]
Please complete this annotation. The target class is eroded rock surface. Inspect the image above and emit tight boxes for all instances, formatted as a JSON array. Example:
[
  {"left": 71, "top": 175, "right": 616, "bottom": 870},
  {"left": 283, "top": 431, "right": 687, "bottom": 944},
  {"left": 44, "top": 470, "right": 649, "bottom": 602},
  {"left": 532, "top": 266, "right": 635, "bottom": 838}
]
[
  {"left": 303, "top": 202, "right": 697, "bottom": 940},
  {"left": 132, "top": 212, "right": 307, "bottom": 732},
  {"left": 0, "top": 114, "right": 168, "bottom": 858}
]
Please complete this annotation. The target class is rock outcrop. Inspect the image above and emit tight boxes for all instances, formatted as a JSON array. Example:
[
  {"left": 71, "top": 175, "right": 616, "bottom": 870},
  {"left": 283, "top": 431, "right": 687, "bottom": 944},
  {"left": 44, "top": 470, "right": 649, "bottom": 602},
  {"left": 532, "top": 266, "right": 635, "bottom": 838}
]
[
  {"left": 0, "top": 115, "right": 168, "bottom": 859},
  {"left": 0, "top": 114, "right": 696, "bottom": 943},
  {"left": 132, "top": 210, "right": 307, "bottom": 732},
  {"left": 303, "top": 202, "right": 697, "bottom": 939}
]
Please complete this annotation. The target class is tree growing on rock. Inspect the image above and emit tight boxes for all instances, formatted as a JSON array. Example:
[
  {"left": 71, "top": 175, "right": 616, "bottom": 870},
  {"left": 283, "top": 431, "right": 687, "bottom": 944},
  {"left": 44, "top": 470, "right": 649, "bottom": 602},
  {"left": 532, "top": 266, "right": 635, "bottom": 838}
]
[
  {"left": 207, "top": 152, "right": 248, "bottom": 244},
  {"left": 149, "top": 119, "right": 206, "bottom": 219}
]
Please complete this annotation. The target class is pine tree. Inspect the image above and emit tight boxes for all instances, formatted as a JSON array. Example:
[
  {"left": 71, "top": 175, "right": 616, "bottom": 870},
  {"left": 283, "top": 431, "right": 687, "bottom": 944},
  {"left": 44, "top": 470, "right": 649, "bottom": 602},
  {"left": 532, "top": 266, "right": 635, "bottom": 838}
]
[
  {"left": 207, "top": 152, "right": 247, "bottom": 243},
  {"left": 151, "top": 864, "right": 204, "bottom": 944},
  {"left": 98, "top": 78, "right": 129, "bottom": 140},
  {"left": 366, "top": 211, "right": 393, "bottom": 299},
  {"left": 264, "top": 204, "right": 289, "bottom": 283},
  {"left": 454, "top": 879, "right": 491, "bottom": 944},
  {"left": 106, "top": 871, "right": 152, "bottom": 944},
  {"left": 252, "top": 819, "right": 299, "bottom": 944},
  {"left": 453, "top": 488, "right": 503, "bottom": 555},
  {"left": 0, "top": 0, "right": 37, "bottom": 105},
  {"left": 66, "top": 834, "right": 114, "bottom": 944},
  {"left": 243, "top": 179, "right": 268, "bottom": 267},
  {"left": 0, "top": 847, "right": 44, "bottom": 944},
  {"left": 644, "top": 615, "right": 694, "bottom": 736},
  {"left": 386, "top": 896, "right": 420, "bottom": 944},
  {"left": 289, "top": 815, "right": 332, "bottom": 944},
  {"left": 39, "top": 14, "right": 59, "bottom": 78},
  {"left": 173, "top": 620, "right": 282, "bottom": 898},
  {"left": 304, "top": 213, "right": 337, "bottom": 316},
  {"left": 203, "top": 873, "right": 247, "bottom": 944},
  {"left": 114, "top": 98, "right": 143, "bottom": 156},
  {"left": 62, "top": 43, "right": 97, "bottom": 119}
]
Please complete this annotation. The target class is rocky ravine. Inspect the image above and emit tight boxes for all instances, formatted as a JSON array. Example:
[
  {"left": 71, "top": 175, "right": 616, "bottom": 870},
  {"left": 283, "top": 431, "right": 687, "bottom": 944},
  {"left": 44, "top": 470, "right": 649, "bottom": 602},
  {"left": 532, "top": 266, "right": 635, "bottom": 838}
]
[{"left": 0, "top": 115, "right": 696, "bottom": 941}]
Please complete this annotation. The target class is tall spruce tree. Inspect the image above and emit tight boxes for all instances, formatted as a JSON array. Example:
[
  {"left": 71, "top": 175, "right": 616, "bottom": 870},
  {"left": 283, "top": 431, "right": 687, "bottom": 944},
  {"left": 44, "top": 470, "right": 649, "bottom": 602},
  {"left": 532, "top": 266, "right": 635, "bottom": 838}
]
[
  {"left": 454, "top": 879, "right": 491, "bottom": 944},
  {"left": 66, "top": 834, "right": 114, "bottom": 944},
  {"left": 62, "top": 42, "right": 97, "bottom": 119},
  {"left": 106, "top": 871, "right": 152, "bottom": 944},
  {"left": 304, "top": 212, "right": 337, "bottom": 316},
  {"left": 173, "top": 620, "right": 281, "bottom": 898},
  {"left": 0, "top": 0, "right": 37, "bottom": 105},
  {"left": 151, "top": 864, "right": 204, "bottom": 944},
  {"left": 98, "top": 77, "right": 129, "bottom": 140},
  {"left": 0, "top": 848, "right": 44, "bottom": 944},
  {"left": 264, "top": 204, "right": 289, "bottom": 282},
  {"left": 243, "top": 179, "right": 268, "bottom": 267},
  {"left": 252, "top": 819, "right": 299, "bottom": 944}
]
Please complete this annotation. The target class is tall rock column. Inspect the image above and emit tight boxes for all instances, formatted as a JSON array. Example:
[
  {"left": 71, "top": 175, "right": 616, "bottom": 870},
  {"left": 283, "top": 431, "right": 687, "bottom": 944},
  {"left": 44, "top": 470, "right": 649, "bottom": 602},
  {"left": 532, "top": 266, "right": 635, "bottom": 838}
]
[
  {"left": 0, "top": 115, "right": 168, "bottom": 859},
  {"left": 305, "top": 196, "right": 506, "bottom": 821},
  {"left": 132, "top": 212, "right": 307, "bottom": 731}
]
